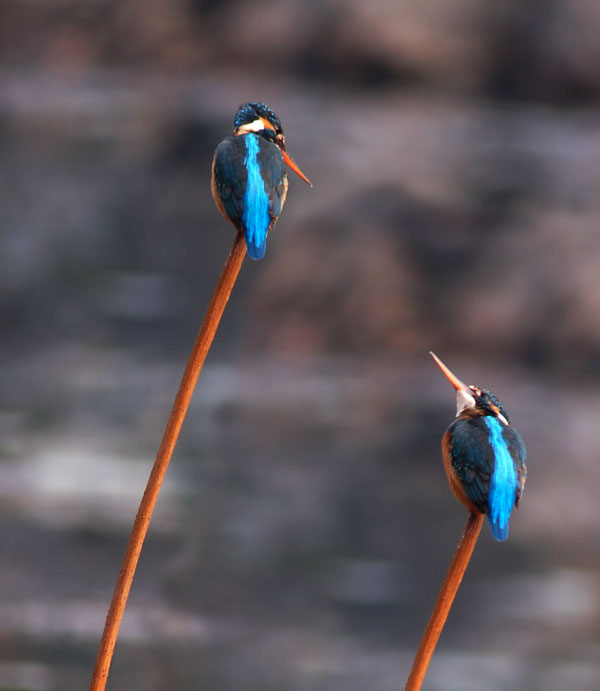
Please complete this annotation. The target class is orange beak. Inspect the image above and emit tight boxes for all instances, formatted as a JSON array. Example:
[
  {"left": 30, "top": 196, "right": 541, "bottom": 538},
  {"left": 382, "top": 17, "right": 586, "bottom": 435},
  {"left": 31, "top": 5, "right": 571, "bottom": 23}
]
[
  {"left": 282, "top": 150, "right": 313, "bottom": 187},
  {"left": 429, "top": 351, "right": 470, "bottom": 393}
]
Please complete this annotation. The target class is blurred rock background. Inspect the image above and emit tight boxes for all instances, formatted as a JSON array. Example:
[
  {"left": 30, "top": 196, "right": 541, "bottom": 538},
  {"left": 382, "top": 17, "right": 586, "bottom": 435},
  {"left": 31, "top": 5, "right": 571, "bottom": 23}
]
[{"left": 1, "top": 1, "right": 600, "bottom": 690}]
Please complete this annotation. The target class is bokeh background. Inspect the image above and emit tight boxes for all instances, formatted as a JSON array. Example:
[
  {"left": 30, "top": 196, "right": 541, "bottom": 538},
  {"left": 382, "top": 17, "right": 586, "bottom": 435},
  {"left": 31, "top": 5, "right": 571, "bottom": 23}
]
[{"left": 2, "top": 2, "right": 600, "bottom": 690}]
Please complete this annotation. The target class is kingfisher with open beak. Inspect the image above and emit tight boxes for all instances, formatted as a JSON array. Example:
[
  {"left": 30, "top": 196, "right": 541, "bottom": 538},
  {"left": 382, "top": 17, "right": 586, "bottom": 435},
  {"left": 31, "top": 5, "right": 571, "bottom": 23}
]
[
  {"left": 430, "top": 352, "right": 527, "bottom": 541},
  {"left": 211, "top": 102, "right": 312, "bottom": 260}
]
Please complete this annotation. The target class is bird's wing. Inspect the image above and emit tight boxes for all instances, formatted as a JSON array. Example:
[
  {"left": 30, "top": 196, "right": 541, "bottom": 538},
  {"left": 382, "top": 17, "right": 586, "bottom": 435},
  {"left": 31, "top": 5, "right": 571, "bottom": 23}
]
[
  {"left": 448, "top": 417, "right": 494, "bottom": 514},
  {"left": 212, "top": 138, "right": 247, "bottom": 228},
  {"left": 503, "top": 426, "right": 527, "bottom": 504},
  {"left": 256, "top": 141, "right": 287, "bottom": 224}
]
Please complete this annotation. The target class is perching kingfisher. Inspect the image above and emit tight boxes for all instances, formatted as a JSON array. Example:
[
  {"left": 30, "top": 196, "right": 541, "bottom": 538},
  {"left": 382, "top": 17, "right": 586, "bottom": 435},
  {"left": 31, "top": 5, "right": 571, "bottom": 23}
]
[
  {"left": 211, "top": 102, "right": 312, "bottom": 260},
  {"left": 430, "top": 352, "right": 527, "bottom": 541}
]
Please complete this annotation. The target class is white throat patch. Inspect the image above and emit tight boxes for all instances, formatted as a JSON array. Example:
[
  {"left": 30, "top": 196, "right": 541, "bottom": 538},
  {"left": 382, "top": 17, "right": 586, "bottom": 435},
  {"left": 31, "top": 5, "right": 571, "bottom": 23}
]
[
  {"left": 456, "top": 388, "right": 476, "bottom": 416},
  {"left": 237, "top": 118, "right": 267, "bottom": 134},
  {"left": 495, "top": 410, "right": 509, "bottom": 427}
]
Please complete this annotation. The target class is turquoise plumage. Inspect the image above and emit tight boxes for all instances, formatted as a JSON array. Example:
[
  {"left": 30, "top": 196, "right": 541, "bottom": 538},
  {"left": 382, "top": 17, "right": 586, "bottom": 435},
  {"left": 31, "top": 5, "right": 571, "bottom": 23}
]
[
  {"left": 211, "top": 102, "right": 311, "bottom": 260},
  {"left": 432, "top": 352, "right": 527, "bottom": 541}
]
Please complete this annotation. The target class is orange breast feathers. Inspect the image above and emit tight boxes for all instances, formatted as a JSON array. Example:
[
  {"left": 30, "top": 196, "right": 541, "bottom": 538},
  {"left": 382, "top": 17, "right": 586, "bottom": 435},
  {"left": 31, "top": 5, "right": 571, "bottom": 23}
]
[{"left": 441, "top": 430, "right": 481, "bottom": 514}]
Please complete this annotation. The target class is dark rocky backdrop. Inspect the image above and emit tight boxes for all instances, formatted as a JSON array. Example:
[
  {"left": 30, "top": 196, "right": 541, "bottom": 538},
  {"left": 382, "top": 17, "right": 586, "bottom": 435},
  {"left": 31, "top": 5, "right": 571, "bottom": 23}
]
[{"left": 1, "top": 2, "right": 600, "bottom": 690}]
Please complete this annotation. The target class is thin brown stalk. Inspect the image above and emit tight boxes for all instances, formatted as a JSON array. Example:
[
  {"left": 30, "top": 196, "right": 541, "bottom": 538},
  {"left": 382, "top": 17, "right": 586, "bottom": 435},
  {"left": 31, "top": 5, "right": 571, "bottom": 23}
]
[
  {"left": 405, "top": 511, "right": 484, "bottom": 691},
  {"left": 90, "top": 232, "right": 247, "bottom": 691}
]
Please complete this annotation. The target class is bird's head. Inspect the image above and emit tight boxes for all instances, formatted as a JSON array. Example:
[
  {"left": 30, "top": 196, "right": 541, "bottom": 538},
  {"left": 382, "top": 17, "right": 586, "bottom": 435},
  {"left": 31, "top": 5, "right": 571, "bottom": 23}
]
[
  {"left": 430, "top": 351, "right": 510, "bottom": 425},
  {"left": 233, "top": 102, "right": 312, "bottom": 186}
]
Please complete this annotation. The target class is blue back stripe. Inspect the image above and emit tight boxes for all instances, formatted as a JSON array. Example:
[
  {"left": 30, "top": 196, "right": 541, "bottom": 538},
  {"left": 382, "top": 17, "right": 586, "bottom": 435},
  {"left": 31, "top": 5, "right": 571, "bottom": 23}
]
[
  {"left": 485, "top": 417, "right": 518, "bottom": 540},
  {"left": 242, "top": 136, "right": 270, "bottom": 259}
]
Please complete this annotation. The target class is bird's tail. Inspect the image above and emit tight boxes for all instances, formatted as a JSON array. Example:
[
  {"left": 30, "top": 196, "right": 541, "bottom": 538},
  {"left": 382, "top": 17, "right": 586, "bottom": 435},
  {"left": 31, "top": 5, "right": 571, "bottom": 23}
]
[
  {"left": 244, "top": 229, "right": 267, "bottom": 260},
  {"left": 488, "top": 515, "right": 509, "bottom": 542}
]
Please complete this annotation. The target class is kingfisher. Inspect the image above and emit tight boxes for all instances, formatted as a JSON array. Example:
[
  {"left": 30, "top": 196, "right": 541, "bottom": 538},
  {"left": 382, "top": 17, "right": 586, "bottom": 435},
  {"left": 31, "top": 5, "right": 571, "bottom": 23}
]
[
  {"left": 211, "top": 102, "right": 312, "bottom": 260},
  {"left": 430, "top": 352, "right": 527, "bottom": 541}
]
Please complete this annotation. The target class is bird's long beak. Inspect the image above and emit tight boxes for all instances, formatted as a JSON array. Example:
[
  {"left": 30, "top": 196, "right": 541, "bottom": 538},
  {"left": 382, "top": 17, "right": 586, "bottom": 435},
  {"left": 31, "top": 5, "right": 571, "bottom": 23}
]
[
  {"left": 430, "top": 352, "right": 469, "bottom": 392},
  {"left": 282, "top": 150, "right": 313, "bottom": 187},
  {"left": 430, "top": 351, "right": 477, "bottom": 416}
]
